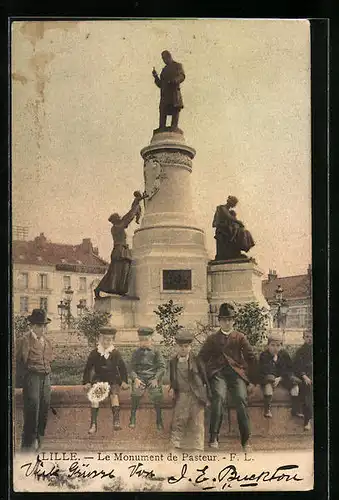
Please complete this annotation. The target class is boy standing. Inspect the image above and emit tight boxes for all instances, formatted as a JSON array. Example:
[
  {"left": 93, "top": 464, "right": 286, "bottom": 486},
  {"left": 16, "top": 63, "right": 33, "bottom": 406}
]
[
  {"left": 259, "top": 332, "right": 301, "bottom": 418},
  {"left": 169, "top": 331, "right": 211, "bottom": 451},
  {"left": 16, "top": 309, "right": 53, "bottom": 452},
  {"left": 129, "top": 327, "right": 166, "bottom": 430},
  {"left": 294, "top": 329, "right": 313, "bottom": 431},
  {"left": 83, "top": 326, "right": 129, "bottom": 433},
  {"left": 199, "top": 303, "right": 257, "bottom": 451}
]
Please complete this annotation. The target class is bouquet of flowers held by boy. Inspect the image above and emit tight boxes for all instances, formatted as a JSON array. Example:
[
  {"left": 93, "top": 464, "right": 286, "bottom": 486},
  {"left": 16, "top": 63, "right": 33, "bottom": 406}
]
[{"left": 87, "top": 381, "right": 111, "bottom": 405}]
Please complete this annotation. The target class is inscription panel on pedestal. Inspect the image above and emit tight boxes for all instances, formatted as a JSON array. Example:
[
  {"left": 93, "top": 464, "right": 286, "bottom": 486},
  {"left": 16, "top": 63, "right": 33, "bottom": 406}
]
[{"left": 162, "top": 269, "right": 192, "bottom": 291}]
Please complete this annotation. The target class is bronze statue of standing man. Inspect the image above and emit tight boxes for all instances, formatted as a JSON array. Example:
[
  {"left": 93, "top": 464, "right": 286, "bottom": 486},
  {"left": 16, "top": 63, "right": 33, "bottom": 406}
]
[{"left": 152, "top": 51, "right": 185, "bottom": 131}]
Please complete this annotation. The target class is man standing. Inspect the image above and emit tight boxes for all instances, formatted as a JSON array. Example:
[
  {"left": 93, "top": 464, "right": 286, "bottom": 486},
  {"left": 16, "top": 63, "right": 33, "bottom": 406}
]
[
  {"left": 199, "top": 303, "right": 257, "bottom": 451},
  {"left": 152, "top": 50, "right": 185, "bottom": 130},
  {"left": 16, "top": 309, "right": 53, "bottom": 451}
]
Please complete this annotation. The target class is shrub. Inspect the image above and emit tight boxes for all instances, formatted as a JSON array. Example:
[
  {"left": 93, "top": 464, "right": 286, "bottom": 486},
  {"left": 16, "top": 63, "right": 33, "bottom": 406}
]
[
  {"left": 13, "top": 315, "right": 29, "bottom": 339},
  {"left": 154, "top": 300, "right": 184, "bottom": 355},
  {"left": 74, "top": 308, "right": 111, "bottom": 347},
  {"left": 233, "top": 302, "right": 269, "bottom": 346}
]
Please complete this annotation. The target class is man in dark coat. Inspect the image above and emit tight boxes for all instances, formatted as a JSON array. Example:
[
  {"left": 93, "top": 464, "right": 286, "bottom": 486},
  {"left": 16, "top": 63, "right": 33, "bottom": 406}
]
[
  {"left": 259, "top": 332, "right": 301, "bottom": 418},
  {"left": 16, "top": 309, "right": 53, "bottom": 452},
  {"left": 83, "top": 327, "right": 129, "bottom": 433},
  {"left": 152, "top": 50, "right": 185, "bottom": 130},
  {"left": 198, "top": 303, "right": 257, "bottom": 450},
  {"left": 293, "top": 329, "right": 313, "bottom": 431},
  {"left": 169, "top": 330, "right": 211, "bottom": 450}
]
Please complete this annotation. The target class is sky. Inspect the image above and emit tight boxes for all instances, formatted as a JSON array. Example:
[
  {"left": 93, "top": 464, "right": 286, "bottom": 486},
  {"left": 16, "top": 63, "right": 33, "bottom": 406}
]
[{"left": 11, "top": 19, "right": 312, "bottom": 277}]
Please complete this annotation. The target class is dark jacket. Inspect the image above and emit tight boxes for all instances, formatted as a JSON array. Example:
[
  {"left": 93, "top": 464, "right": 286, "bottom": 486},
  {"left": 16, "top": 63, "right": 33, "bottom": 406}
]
[
  {"left": 83, "top": 348, "right": 128, "bottom": 385},
  {"left": 198, "top": 329, "right": 257, "bottom": 383},
  {"left": 16, "top": 332, "right": 53, "bottom": 375},
  {"left": 169, "top": 353, "right": 211, "bottom": 405},
  {"left": 154, "top": 61, "right": 185, "bottom": 109},
  {"left": 259, "top": 349, "right": 294, "bottom": 380},
  {"left": 294, "top": 343, "right": 313, "bottom": 379}
]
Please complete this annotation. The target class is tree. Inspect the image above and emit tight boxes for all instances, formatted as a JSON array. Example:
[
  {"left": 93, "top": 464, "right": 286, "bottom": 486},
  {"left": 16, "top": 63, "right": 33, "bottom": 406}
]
[
  {"left": 13, "top": 314, "right": 30, "bottom": 339},
  {"left": 74, "top": 308, "right": 111, "bottom": 347},
  {"left": 154, "top": 300, "right": 184, "bottom": 352},
  {"left": 233, "top": 302, "right": 269, "bottom": 346}
]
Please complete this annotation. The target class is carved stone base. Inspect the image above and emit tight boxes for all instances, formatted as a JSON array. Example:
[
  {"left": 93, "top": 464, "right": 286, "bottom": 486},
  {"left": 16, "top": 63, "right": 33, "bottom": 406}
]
[
  {"left": 207, "top": 260, "right": 269, "bottom": 311},
  {"left": 94, "top": 295, "right": 140, "bottom": 329},
  {"left": 153, "top": 126, "right": 183, "bottom": 135}
]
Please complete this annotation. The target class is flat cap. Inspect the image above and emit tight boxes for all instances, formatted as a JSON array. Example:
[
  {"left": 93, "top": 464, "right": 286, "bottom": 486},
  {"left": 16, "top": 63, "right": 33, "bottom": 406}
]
[
  {"left": 99, "top": 326, "right": 117, "bottom": 336},
  {"left": 175, "top": 330, "right": 194, "bottom": 344},
  {"left": 137, "top": 327, "right": 154, "bottom": 337},
  {"left": 267, "top": 332, "right": 283, "bottom": 343}
]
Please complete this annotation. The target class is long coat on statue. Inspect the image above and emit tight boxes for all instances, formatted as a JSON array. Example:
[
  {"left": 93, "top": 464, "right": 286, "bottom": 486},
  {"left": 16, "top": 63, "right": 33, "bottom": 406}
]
[{"left": 155, "top": 61, "right": 185, "bottom": 112}]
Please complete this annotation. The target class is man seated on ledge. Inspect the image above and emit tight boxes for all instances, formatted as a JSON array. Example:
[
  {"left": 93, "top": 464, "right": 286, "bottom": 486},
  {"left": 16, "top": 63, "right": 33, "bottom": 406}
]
[{"left": 198, "top": 302, "right": 257, "bottom": 451}]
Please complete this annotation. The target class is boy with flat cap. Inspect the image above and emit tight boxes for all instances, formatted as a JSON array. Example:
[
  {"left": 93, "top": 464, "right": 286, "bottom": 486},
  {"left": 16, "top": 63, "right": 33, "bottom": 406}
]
[
  {"left": 16, "top": 308, "right": 53, "bottom": 451},
  {"left": 259, "top": 332, "right": 301, "bottom": 419},
  {"left": 83, "top": 326, "right": 129, "bottom": 433},
  {"left": 129, "top": 327, "right": 166, "bottom": 430},
  {"left": 199, "top": 302, "right": 257, "bottom": 451},
  {"left": 169, "top": 330, "right": 211, "bottom": 450}
]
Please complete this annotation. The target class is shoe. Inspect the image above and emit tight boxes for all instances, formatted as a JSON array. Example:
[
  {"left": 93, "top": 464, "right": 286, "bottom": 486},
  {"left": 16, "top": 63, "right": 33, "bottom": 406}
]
[
  {"left": 243, "top": 443, "right": 253, "bottom": 453},
  {"left": 304, "top": 421, "right": 311, "bottom": 431},
  {"left": 209, "top": 440, "right": 219, "bottom": 449},
  {"left": 112, "top": 407, "right": 122, "bottom": 430},
  {"left": 88, "top": 424, "right": 97, "bottom": 434},
  {"left": 296, "top": 413, "right": 304, "bottom": 418},
  {"left": 264, "top": 409, "right": 273, "bottom": 418},
  {"left": 129, "top": 415, "right": 136, "bottom": 428}
]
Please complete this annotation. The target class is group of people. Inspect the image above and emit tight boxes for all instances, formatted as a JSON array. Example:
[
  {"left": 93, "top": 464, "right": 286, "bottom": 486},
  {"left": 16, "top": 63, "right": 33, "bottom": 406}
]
[{"left": 16, "top": 303, "right": 313, "bottom": 453}]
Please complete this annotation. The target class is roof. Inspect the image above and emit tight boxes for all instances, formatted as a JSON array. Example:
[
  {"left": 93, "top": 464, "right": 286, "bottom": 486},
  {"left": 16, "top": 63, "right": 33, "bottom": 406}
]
[
  {"left": 262, "top": 274, "right": 311, "bottom": 301},
  {"left": 13, "top": 234, "right": 108, "bottom": 269}
]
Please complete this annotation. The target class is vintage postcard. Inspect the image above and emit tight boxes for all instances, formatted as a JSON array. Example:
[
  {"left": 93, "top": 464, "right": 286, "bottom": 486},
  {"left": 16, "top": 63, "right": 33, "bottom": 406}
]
[{"left": 11, "top": 18, "right": 313, "bottom": 492}]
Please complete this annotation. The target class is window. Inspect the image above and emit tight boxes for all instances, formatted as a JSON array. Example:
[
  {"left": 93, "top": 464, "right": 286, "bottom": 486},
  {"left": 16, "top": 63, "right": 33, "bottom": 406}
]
[
  {"left": 20, "top": 296, "right": 29, "bottom": 313},
  {"left": 63, "top": 276, "right": 71, "bottom": 289},
  {"left": 39, "top": 274, "right": 48, "bottom": 290},
  {"left": 40, "top": 297, "right": 48, "bottom": 311},
  {"left": 162, "top": 270, "right": 192, "bottom": 291},
  {"left": 79, "top": 277, "right": 87, "bottom": 291},
  {"left": 18, "top": 272, "right": 28, "bottom": 289}
]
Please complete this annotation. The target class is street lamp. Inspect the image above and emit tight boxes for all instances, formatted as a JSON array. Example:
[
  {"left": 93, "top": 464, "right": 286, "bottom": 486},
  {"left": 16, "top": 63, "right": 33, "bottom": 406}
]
[
  {"left": 58, "top": 286, "right": 74, "bottom": 330},
  {"left": 274, "top": 285, "right": 289, "bottom": 341},
  {"left": 77, "top": 299, "right": 87, "bottom": 317}
]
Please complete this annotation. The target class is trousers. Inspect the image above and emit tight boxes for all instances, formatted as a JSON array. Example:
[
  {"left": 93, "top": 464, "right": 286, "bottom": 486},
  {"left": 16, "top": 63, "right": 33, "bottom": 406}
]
[
  {"left": 21, "top": 372, "right": 51, "bottom": 450},
  {"left": 171, "top": 392, "right": 205, "bottom": 451},
  {"left": 209, "top": 367, "right": 250, "bottom": 446}
]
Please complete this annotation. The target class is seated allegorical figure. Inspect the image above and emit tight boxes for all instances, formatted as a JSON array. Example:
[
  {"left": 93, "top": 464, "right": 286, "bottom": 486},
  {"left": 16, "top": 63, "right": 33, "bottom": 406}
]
[{"left": 212, "top": 195, "right": 255, "bottom": 261}]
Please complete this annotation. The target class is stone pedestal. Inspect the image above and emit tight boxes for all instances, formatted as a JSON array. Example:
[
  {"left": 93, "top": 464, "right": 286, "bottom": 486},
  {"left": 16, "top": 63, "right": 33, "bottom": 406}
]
[
  {"left": 207, "top": 260, "right": 269, "bottom": 315},
  {"left": 94, "top": 295, "right": 139, "bottom": 330},
  {"left": 132, "top": 130, "right": 209, "bottom": 328}
]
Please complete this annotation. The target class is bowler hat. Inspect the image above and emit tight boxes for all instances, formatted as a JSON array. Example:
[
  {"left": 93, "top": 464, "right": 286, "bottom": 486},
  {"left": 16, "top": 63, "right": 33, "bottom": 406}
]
[
  {"left": 27, "top": 309, "right": 51, "bottom": 325},
  {"left": 218, "top": 303, "right": 236, "bottom": 318},
  {"left": 137, "top": 327, "right": 154, "bottom": 337},
  {"left": 175, "top": 330, "right": 194, "bottom": 344},
  {"left": 99, "top": 326, "right": 117, "bottom": 336}
]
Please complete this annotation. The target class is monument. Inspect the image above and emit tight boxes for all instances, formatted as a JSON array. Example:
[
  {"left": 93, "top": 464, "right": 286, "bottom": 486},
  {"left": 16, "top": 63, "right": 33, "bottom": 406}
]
[{"left": 95, "top": 51, "right": 267, "bottom": 340}]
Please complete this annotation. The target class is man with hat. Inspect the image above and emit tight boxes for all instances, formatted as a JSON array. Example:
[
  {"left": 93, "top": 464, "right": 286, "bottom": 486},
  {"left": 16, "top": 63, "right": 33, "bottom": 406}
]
[
  {"left": 83, "top": 326, "right": 129, "bottom": 433},
  {"left": 259, "top": 331, "right": 301, "bottom": 419},
  {"left": 16, "top": 308, "right": 53, "bottom": 451},
  {"left": 199, "top": 302, "right": 257, "bottom": 450},
  {"left": 169, "top": 330, "right": 211, "bottom": 450},
  {"left": 129, "top": 327, "right": 166, "bottom": 430}
]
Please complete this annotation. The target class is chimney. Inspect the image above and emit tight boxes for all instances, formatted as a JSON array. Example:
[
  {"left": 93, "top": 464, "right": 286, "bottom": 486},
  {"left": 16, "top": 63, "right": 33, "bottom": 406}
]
[
  {"left": 81, "top": 238, "right": 93, "bottom": 253},
  {"left": 34, "top": 232, "right": 47, "bottom": 248},
  {"left": 268, "top": 269, "right": 278, "bottom": 282}
]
